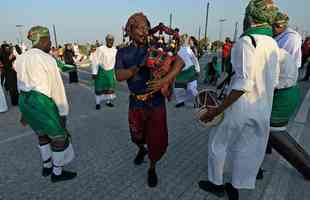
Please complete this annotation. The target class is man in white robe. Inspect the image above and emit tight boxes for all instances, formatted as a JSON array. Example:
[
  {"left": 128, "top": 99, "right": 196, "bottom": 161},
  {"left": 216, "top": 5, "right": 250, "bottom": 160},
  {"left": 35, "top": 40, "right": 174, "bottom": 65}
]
[
  {"left": 92, "top": 34, "right": 117, "bottom": 109},
  {"left": 273, "top": 12, "right": 302, "bottom": 68},
  {"left": 15, "top": 26, "right": 76, "bottom": 183},
  {"left": 198, "top": 1, "right": 280, "bottom": 199},
  {"left": 174, "top": 34, "right": 200, "bottom": 108}
]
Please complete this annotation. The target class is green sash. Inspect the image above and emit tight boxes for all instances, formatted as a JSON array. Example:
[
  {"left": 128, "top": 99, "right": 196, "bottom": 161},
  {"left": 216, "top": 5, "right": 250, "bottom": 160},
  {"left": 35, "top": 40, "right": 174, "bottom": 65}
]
[
  {"left": 175, "top": 66, "right": 198, "bottom": 88},
  {"left": 271, "top": 86, "right": 300, "bottom": 127},
  {"left": 94, "top": 67, "right": 116, "bottom": 95},
  {"left": 19, "top": 90, "right": 67, "bottom": 139}
]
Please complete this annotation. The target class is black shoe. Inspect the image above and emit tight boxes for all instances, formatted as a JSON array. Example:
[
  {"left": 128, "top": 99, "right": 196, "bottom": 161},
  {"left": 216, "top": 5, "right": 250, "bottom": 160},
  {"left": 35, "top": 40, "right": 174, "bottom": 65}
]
[
  {"left": 96, "top": 104, "right": 101, "bottom": 110},
  {"left": 225, "top": 183, "right": 239, "bottom": 200},
  {"left": 256, "top": 168, "right": 265, "bottom": 180},
  {"left": 198, "top": 180, "right": 225, "bottom": 197},
  {"left": 147, "top": 169, "right": 158, "bottom": 188},
  {"left": 175, "top": 102, "right": 185, "bottom": 108},
  {"left": 134, "top": 148, "right": 148, "bottom": 165},
  {"left": 51, "top": 170, "right": 77, "bottom": 183},
  {"left": 105, "top": 102, "right": 114, "bottom": 107},
  {"left": 42, "top": 167, "right": 53, "bottom": 177}
]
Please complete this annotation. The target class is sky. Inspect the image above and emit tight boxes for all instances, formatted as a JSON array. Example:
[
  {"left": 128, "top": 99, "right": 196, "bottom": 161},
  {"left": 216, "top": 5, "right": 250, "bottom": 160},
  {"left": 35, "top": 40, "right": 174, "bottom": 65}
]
[{"left": 1, "top": 0, "right": 309, "bottom": 45}]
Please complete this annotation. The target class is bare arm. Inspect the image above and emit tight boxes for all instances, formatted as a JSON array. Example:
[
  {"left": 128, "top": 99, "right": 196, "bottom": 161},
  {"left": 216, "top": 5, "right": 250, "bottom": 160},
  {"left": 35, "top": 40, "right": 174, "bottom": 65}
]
[
  {"left": 217, "top": 90, "right": 244, "bottom": 113},
  {"left": 115, "top": 66, "right": 140, "bottom": 82},
  {"left": 200, "top": 90, "right": 244, "bottom": 122}
]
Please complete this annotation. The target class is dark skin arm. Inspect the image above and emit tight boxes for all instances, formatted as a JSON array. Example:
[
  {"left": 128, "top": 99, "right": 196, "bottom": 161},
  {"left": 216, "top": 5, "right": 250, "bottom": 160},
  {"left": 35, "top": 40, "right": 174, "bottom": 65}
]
[
  {"left": 115, "top": 66, "right": 141, "bottom": 82},
  {"left": 147, "top": 55, "right": 185, "bottom": 91},
  {"left": 200, "top": 90, "right": 245, "bottom": 122}
]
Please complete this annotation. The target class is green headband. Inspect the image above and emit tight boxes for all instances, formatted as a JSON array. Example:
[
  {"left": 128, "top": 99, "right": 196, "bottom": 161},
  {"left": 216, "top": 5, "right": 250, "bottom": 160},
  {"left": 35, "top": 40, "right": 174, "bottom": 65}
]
[{"left": 27, "top": 26, "right": 50, "bottom": 46}]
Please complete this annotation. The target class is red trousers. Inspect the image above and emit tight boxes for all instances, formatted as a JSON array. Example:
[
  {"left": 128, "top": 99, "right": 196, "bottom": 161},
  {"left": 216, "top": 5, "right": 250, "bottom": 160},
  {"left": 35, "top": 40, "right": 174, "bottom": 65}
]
[{"left": 128, "top": 105, "right": 168, "bottom": 162}]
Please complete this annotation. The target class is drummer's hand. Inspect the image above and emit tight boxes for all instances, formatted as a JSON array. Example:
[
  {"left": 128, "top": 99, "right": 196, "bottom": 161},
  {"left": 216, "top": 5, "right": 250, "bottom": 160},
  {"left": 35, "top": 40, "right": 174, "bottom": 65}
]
[
  {"left": 200, "top": 107, "right": 219, "bottom": 123},
  {"left": 147, "top": 77, "right": 169, "bottom": 93}
]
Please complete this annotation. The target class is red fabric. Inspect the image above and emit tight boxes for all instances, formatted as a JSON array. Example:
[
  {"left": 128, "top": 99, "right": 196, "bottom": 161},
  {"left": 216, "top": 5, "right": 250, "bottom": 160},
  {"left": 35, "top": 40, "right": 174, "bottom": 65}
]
[
  {"left": 128, "top": 106, "right": 168, "bottom": 162},
  {"left": 222, "top": 42, "right": 232, "bottom": 59}
]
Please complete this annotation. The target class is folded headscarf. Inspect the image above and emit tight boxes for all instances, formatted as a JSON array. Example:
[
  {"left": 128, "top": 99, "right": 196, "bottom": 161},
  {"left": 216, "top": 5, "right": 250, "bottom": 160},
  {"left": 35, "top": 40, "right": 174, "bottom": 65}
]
[
  {"left": 27, "top": 26, "right": 50, "bottom": 46},
  {"left": 274, "top": 12, "right": 289, "bottom": 27},
  {"left": 244, "top": 0, "right": 278, "bottom": 28}
]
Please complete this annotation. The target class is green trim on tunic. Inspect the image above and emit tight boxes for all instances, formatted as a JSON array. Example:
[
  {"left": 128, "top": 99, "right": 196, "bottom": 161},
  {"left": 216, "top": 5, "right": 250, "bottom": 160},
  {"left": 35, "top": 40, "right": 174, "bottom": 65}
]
[
  {"left": 175, "top": 65, "right": 198, "bottom": 88},
  {"left": 95, "top": 67, "right": 116, "bottom": 95},
  {"left": 19, "top": 90, "right": 67, "bottom": 139},
  {"left": 271, "top": 86, "right": 300, "bottom": 127}
]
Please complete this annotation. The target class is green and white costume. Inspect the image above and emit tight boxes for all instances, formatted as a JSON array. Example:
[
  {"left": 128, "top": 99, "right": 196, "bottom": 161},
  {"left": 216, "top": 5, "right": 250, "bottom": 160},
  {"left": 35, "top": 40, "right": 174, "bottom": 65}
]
[
  {"left": 174, "top": 46, "right": 200, "bottom": 104},
  {"left": 15, "top": 47, "right": 74, "bottom": 174},
  {"left": 91, "top": 45, "right": 117, "bottom": 105}
]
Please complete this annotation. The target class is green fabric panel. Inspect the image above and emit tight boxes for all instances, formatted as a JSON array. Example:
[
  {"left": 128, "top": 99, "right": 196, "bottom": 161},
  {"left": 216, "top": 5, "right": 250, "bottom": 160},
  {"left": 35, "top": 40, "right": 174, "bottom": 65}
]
[
  {"left": 19, "top": 90, "right": 67, "bottom": 139},
  {"left": 271, "top": 86, "right": 300, "bottom": 126},
  {"left": 95, "top": 67, "right": 116, "bottom": 94},
  {"left": 175, "top": 66, "right": 198, "bottom": 88}
]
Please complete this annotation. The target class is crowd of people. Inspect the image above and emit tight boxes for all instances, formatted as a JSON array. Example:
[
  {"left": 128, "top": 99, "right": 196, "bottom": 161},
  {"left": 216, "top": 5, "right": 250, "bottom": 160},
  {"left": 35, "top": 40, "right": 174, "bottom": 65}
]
[{"left": 1, "top": 0, "right": 310, "bottom": 199}]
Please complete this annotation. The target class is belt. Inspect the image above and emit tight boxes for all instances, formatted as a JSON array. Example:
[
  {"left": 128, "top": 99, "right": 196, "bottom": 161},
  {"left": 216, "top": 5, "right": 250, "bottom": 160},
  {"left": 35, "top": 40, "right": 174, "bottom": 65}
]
[{"left": 130, "top": 92, "right": 155, "bottom": 102}]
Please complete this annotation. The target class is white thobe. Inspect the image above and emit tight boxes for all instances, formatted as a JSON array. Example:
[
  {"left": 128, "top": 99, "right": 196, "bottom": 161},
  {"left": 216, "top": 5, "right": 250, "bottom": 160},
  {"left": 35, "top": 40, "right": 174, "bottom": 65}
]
[
  {"left": 91, "top": 45, "right": 117, "bottom": 104},
  {"left": 275, "top": 27, "right": 302, "bottom": 68},
  {"left": 277, "top": 49, "right": 298, "bottom": 89},
  {"left": 15, "top": 48, "right": 69, "bottom": 116},
  {"left": 91, "top": 45, "right": 117, "bottom": 75},
  {"left": 0, "top": 84, "right": 8, "bottom": 113},
  {"left": 174, "top": 46, "right": 200, "bottom": 104},
  {"left": 208, "top": 35, "right": 280, "bottom": 189}
]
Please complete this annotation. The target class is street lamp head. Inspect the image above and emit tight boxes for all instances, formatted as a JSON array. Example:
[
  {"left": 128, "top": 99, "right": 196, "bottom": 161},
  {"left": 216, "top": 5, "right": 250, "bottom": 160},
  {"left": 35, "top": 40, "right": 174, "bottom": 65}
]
[{"left": 16, "top": 25, "right": 24, "bottom": 28}]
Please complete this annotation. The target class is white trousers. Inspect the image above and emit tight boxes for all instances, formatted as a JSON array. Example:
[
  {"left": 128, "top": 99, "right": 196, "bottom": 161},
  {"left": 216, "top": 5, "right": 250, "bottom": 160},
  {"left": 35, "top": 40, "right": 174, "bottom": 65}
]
[
  {"left": 0, "top": 85, "right": 8, "bottom": 113},
  {"left": 174, "top": 80, "right": 198, "bottom": 104}
]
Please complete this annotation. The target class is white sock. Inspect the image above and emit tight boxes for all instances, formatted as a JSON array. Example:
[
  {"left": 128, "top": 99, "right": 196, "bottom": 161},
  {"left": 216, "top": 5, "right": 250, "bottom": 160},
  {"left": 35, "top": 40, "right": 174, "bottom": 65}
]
[
  {"left": 64, "top": 143, "right": 75, "bottom": 165},
  {"left": 38, "top": 144, "right": 52, "bottom": 168},
  {"left": 52, "top": 151, "right": 65, "bottom": 175},
  {"left": 53, "top": 166, "right": 62, "bottom": 176},
  {"left": 95, "top": 95, "right": 102, "bottom": 105}
]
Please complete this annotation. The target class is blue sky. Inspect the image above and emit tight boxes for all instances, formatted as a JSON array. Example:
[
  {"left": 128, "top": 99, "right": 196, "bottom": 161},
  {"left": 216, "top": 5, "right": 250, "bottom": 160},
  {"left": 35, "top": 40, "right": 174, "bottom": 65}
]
[{"left": 1, "top": 0, "right": 309, "bottom": 45}]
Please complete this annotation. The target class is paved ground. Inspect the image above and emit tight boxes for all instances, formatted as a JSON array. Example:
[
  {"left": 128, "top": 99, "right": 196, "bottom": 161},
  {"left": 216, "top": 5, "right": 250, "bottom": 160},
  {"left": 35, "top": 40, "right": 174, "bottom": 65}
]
[{"left": 1, "top": 54, "right": 310, "bottom": 200}]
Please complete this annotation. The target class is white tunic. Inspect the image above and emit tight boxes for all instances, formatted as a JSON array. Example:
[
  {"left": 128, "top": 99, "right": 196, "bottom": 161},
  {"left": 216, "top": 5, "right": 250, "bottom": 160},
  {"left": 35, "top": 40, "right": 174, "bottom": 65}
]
[
  {"left": 91, "top": 45, "right": 117, "bottom": 75},
  {"left": 15, "top": 48, "right": 69, "bottom": 116},
  {"left": 0, "top": 84, "right": 8, "bottom": 113},
  {"left": 208, "top": 35, "right": 280, "bottom": 189},
  {"left": 277, "top": 49, "right": 298, "bottom": 89},
  {"left": 275, "top": 27, "right": 302, "bottom": 68},
  {"left": 178, "top": 46, "right": 200, "bottom": 72}
]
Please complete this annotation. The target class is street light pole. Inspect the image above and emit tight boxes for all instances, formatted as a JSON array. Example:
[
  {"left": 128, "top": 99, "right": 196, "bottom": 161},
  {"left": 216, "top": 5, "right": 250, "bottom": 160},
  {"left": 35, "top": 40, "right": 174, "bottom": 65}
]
[
  {"left": 219, "top": 19, "right": 227, "bottom": 41},
  {"left": 233, "top": 22, "right": 239, "bottom": 42},
  {"left": 204, "top": 1, "right": 210, "bottom": 41},
  {"left": 16, "top": 25, "right": 24, "bottom": 46}
]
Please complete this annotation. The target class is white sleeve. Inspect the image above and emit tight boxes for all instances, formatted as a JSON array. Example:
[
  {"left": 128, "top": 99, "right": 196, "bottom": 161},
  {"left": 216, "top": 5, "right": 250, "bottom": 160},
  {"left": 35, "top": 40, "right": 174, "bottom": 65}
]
[
  {"left": 91, "top": 50, "right": 99, "bottom": 75},
  {"left": 50, "top": 60, "right": 69, "bottom": 116},
  {"left": 189, "top": 49, "right": 200, "bottom": 72},
  {"left": 230, "top": 38, "right": 255, "bottom": 92},
  {"left": 281, "top": 35, "right": 302, "bottom": 68}
]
